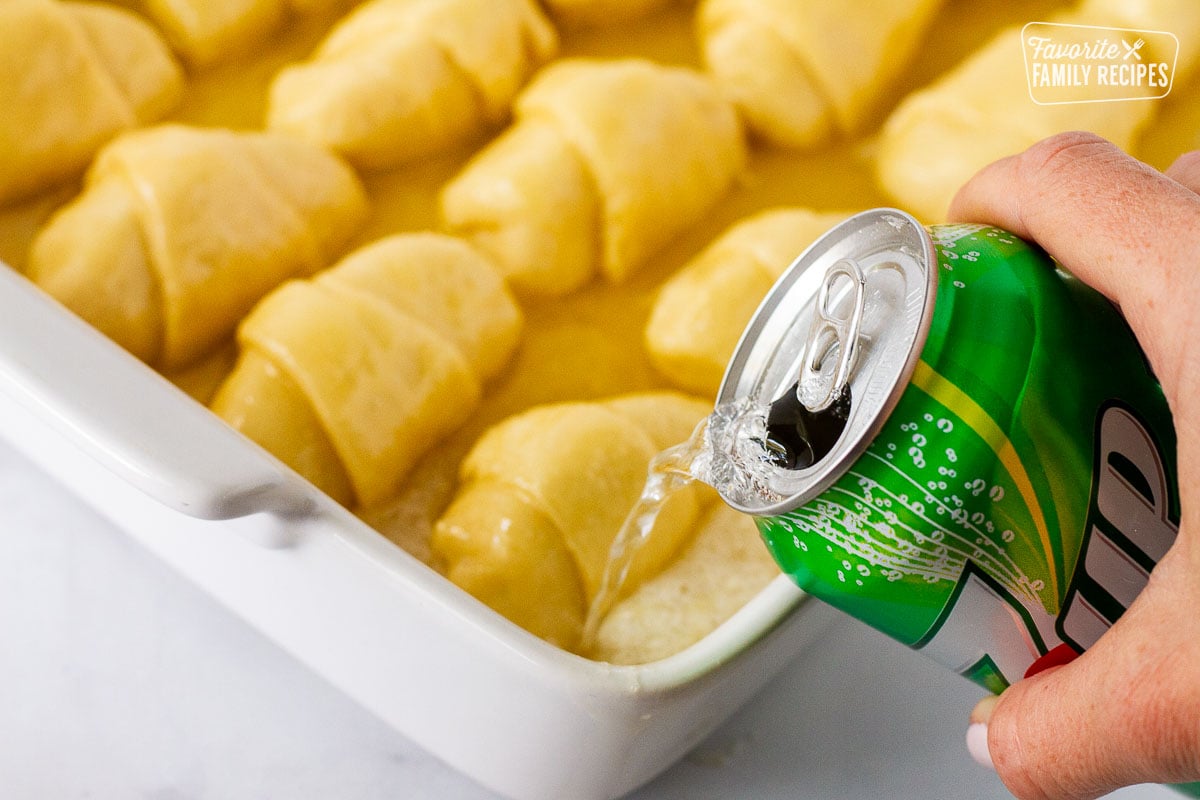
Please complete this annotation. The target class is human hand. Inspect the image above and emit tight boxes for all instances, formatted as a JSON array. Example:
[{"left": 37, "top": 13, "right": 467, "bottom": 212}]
[{"left": 947, "top": 131, "right": 1200, "bottom": 800}]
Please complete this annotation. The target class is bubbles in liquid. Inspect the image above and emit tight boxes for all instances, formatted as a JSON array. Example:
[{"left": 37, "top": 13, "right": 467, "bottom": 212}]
[{"left": 692, "top": 398, "right": 788, "bottom": 507}]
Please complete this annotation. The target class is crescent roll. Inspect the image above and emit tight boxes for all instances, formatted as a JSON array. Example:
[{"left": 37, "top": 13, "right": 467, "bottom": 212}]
[
  {"left": 698, "top": 0, "right": 943, "bottom": 148},
  {"left": 267, "top": 0, "right": 557, "bottom": 170},
  {"left": 441, "top": 58, "right": 745, "bottom": 295},
  {"left": 132, "top": 0, "right": 348, "bottom": 67},
  {"left": 432, "top": 392, "right": 713, "bottom": 650},
  {"left": 878, "top": 0, "right": 1200, "bottom": 221},
  {"left": 0, "top": 0, "right": 182, "bottom": 207},
  {"left": 28, "top": 125, "right": 367, "bottom": 371},
  {"left": 212, "top": 233, "right": 523, "bottom": 509},
  {"left": 646, "top": 208, "right": 849, "bottom": 397}
]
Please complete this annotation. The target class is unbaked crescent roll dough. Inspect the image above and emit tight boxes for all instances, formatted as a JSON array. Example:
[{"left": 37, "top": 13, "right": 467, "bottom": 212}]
[
  {"left": 212, "top": 233, "right": 523, "bottom": 509},
  {"left": 441, "top": 58, "right": 745, "bottom": 296},
  {"left": 878, "top": 0, "right": 1200, "bottom": 221},
  {"left": 28, "top": 125, "right": 367, "bottom": 371},
  {"left": 698, "top": 0, "right": 943, "bottom": 148},
  {"left": 267, "top": 0, "right": 557, "bottom": 170},
  {"left": 0, "top": 0, "right": 182, "bottom": 207},
  {"left": 133, "top": 0, "right": 348, "bottom": 67},
  {"left": 432, "top": 392, "right": 713, "bottom": 651},
  {"left": 646, "top": 208, "right": 850, "bottom": 397}
]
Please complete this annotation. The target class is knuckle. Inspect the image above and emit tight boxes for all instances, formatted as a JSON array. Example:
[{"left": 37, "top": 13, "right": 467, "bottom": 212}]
[
  {"left": 1001, "top": 132, "right": 1125, "bottom": 236},
  {"left": 1023, "top": 131, "right": 1112, "bottom": 172},
  {"left": 1017, "top": 131, "right": 1120, "bottom": 194}
]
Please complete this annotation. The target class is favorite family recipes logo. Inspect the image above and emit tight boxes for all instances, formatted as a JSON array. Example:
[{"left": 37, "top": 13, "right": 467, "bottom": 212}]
[{"left": 1022, "top": 22, "right": 1179, "bottom": 104}]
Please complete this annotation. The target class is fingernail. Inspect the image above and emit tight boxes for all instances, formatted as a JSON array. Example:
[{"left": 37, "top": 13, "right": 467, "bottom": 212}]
[
  {"left": 966, "top": 696, "right": 999, "bottom": 770},
  {"left": 966, "top": 722, "right": 994, "bottom": 769}
]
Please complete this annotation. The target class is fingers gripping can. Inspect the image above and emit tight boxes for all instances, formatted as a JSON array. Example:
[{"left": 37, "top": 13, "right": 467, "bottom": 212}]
[{"left": 716, "top": 209, "right": 1178, "bottom": 692}]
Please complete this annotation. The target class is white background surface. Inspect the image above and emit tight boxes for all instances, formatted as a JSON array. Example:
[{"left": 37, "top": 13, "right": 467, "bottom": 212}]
[{"left": 0, "top": 437, "right": 1176, "bottom": 800}]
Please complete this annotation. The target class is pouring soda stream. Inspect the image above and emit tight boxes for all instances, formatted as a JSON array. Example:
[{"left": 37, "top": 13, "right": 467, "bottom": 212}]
[{"left": 583, "top": 252, "right": 867, "bottom": 645}]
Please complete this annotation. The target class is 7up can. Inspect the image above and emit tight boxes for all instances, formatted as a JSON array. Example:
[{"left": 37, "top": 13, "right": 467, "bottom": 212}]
[{"left": 715, "top": 208, "right": 1178, "bottom": 693}]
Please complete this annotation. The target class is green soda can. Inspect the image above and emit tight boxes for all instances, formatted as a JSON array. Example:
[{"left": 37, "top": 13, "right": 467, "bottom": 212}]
[{"left": 714, "top": 208, "right": 1179, "bottom": 692}]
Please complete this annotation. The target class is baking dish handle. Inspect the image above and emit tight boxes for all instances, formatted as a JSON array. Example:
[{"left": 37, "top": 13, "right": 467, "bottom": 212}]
[{"left": 0, "top": 266, "right": 312, "bottom": 526}]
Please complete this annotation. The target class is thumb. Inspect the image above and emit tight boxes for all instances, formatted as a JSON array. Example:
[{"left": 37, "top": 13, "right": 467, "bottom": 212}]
[{"left": 967, "top": 544, "right": 1200, "bottom": 800}]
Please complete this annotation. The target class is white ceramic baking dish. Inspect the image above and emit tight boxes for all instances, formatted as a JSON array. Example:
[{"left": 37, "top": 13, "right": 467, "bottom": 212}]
[{"left": 0, "top": 263, "right": 835, "bottom": 800}]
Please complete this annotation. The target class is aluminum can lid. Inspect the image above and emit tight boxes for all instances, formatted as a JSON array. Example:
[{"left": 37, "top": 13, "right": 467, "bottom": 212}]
[{"left": 715, "top": 209, "right": 938, "bottom": 515}]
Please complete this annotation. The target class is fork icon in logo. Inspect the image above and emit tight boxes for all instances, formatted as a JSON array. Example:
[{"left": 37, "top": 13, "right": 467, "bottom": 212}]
[{"left": 1123, "top": 38, "right": 1145, "bottom": 60}]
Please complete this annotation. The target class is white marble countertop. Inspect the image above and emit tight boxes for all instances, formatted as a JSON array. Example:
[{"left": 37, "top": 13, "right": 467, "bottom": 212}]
[{"left": 0, "top": 438, "right": 1174, "bottom": 800}]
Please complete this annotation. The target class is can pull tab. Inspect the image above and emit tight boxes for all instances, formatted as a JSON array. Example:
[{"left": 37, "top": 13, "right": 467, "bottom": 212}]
[
  {"left": 797, "top": 258, "right": 867, "bottom": 412},
  {"left": 760, "top": 258, "right": 863, "bottom": 471}
]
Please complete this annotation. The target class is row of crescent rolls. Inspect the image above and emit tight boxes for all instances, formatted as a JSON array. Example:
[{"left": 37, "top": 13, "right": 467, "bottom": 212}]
[
  {"left": 878, "top": 0, "right": 1200, "bottom": 221},
  {"left": 17, "top": 0, "right": 562, "bottom": 370},
  {"left": 130, "top": 0, "right": 680, "bottom": 69},
  {"left": 22, "top": 10, "right": 752, "bottom": 518},
  {"left": 265, "top": 0, "right": 946, "bottom": 175},
  {"left": 20, "top": 3, "right": 688, "bottom": 369},
  {"left": 28, "top": 127, "right": 524, "bottom": 517},
  {"left": 3, "top": 0, "right": 698, "bottom": 209}
]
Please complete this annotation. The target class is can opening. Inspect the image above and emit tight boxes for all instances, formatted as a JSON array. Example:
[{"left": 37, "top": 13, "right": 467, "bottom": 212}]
[{"left": 763, "top": 382, "right": 851, "bottom": 469}]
